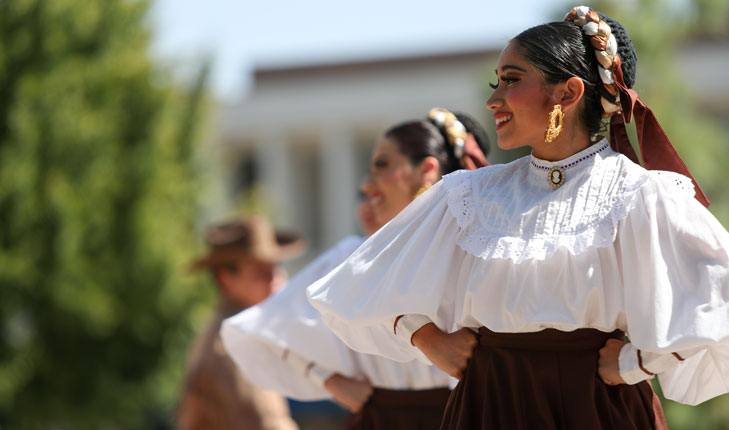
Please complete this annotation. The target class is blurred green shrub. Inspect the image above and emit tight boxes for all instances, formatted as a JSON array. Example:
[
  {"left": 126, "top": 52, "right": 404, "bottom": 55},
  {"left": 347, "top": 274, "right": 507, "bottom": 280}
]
[{"left": 0, "top": 0, "right": 211, "bottom": 427}]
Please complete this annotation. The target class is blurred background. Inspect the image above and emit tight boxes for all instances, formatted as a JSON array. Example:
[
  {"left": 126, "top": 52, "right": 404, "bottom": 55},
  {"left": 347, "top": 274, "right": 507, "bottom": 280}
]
[{"left": 1, "top": 0, "right": 728, "bottom": 428}]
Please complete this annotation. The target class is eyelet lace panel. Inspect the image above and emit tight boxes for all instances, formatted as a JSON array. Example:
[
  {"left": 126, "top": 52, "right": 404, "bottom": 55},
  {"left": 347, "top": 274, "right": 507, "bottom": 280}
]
[
  {"left": 652, "top": 170, "right": 696, "bottom": 197},
  {"left": 442, "top": 155, "right": 693, "bottom": 263}
]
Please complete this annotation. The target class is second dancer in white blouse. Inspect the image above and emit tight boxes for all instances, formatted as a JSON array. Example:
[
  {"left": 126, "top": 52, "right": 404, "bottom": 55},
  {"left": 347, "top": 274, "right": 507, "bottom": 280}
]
[{"left": 222, "top": 109, "right": 490, "bottom": 429}]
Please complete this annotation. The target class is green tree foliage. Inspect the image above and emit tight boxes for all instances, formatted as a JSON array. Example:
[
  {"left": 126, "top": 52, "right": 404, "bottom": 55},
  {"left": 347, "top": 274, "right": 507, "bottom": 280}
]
[
  {"left": 0, "top": 0, "right": 212, "bottom": 427},
  {"left": 691, "top": 0, "right": 729, "bottom": 37}
]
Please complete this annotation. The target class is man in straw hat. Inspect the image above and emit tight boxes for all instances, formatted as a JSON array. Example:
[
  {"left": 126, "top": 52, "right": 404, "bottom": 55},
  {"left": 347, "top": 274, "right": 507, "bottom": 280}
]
[{"left": 178, "top": 215, "right": 305, "bottom": 430}]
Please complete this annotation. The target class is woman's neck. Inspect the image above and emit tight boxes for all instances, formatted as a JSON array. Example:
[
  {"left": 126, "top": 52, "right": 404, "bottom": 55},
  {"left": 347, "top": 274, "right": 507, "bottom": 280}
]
[{"left": 530, "top": 128, "right": 593, "bottom": 161}]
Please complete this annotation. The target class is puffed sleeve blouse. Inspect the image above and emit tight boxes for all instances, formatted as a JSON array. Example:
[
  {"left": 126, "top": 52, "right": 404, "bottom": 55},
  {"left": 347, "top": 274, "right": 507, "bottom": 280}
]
[
  {"left": 306, "top": 139, "right": 729, "bottom": 406},
  {"left": 221, "top": 236, "right": 452, "bottom": 401}
]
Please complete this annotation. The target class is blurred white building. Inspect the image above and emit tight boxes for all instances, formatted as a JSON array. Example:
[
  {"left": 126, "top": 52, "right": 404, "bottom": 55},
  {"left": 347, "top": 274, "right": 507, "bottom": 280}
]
[{"left": 217, "top": 47, "right": 502, "bottom": 257}]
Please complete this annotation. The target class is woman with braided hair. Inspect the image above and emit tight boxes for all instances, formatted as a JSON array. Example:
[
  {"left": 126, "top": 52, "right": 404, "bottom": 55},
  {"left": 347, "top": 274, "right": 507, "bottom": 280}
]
[
  {"left": 221, "top": 108, "right": 489, "bottom": 429},
  {"left": 308, "top": 6, "right": 729, "bottom": 429}
]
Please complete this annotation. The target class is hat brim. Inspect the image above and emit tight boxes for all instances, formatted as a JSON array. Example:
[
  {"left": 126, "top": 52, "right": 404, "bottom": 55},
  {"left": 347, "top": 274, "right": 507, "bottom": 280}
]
[
  {"left": 274, "top": 229, "right": 307, "bottom": 260},
  {"left": 188, "top": 229, "right": 306, "bottom": 272}
]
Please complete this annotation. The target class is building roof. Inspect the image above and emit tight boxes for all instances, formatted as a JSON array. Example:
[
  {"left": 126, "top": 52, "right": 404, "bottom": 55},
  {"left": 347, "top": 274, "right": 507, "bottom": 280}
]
[{"left": 252, "top": 46, "right": 500, "bottom": 81}]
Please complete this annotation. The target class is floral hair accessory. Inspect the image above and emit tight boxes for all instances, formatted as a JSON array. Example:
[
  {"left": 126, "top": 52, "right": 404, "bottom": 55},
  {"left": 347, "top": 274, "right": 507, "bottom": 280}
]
[
  {"left": 427, "top": 107, "right": 488, "bottom": 170},
  {"left": 428, "top": 108, "right": 467, "bottom": 160}
]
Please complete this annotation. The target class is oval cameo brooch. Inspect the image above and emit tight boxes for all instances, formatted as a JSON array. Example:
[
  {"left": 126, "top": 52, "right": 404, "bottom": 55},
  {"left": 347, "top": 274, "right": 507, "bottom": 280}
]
[{"left": 548, "top": 166, "right": 566, "bottom": 189}]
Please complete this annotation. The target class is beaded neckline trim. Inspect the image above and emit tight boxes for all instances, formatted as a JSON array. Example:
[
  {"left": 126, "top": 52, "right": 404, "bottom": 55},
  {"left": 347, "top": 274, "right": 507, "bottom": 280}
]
[
  {"left": 530, "top": 141, "right": 610, "bottom": 189},
  {"left": 530, "top": 141, "right": 610, "bottom": 172}
]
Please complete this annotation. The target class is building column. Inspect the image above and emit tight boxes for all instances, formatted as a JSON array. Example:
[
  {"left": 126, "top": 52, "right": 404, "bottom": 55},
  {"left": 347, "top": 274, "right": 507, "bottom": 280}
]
[
  {"left": 255, "top": 130, "right": 295, "bottom": 228},
  {"left": 319, "top": 126, "right": 358, "bottom": 248}
]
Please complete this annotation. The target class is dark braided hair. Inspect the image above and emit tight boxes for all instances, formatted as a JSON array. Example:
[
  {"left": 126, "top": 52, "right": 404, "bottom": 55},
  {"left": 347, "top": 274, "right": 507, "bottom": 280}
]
[
  {"left": 513, "top": 13, "right": 637, "bottom": 135},
  {"left": 598, "top": 12, "right": 637, "bottom": 89},
  {"left": 384, "top": 113, "right": 490, "bottom": 175}
]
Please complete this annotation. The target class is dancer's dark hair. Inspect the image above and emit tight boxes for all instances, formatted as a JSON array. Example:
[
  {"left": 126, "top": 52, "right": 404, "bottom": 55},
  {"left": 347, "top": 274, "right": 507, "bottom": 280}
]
[{"left": 385, "top": 113, "right": 490, "bottom": 175}]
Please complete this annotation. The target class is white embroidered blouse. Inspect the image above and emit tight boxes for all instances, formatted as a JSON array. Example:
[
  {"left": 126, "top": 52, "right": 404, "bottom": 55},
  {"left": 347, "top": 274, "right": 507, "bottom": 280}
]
[
  {"left": 221, "top": 236, "right": 452, "bottom": 401},
  {"left": 307, "top": 139, "right": 729, "bottom": 406}
]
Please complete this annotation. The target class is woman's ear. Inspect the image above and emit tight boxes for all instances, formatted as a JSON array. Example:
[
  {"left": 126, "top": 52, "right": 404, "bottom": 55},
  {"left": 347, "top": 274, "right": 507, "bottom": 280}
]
[
  {"left": 419, "top": 156, "right": 440, "bottom": 185},
  {"left": 554, "top": 76, "right": 585, "bottom": 113}
]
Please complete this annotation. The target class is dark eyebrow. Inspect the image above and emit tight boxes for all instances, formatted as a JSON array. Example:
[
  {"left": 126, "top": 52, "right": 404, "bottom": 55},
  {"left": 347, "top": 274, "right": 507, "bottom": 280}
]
[
  {"left": 372, "top": 154, "right": 389, "bottom": 163},
  {"left": 495, "top": 65, "right": 527, "bottom": 74}
]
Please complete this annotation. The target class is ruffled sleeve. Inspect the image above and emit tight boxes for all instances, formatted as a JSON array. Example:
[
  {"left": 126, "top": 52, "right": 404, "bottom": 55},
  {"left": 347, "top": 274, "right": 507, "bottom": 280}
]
[
  {"left": 307, "top": 174, "right": 474, "bottom": 363},
  {"left": 618, "top": 171, "right": 729, "bottom": 405},
  {"left": 220, "top": 236, "right": 364, "bottom": 400}
]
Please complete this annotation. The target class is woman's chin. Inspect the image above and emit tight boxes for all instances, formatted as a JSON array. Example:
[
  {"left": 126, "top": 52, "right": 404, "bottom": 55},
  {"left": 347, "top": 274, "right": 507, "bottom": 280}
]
[
  {"left": 497, "top": 136, "right": 532, "bottom": 152},
  {"left": 373, "top": 212, "right": 388, "bottom": 228},
  {"left": 496, "top": 136, "right": 515, "bottom": 151},
  {"left": 375, "top": 209, "right": 399, "bottom": 227}
]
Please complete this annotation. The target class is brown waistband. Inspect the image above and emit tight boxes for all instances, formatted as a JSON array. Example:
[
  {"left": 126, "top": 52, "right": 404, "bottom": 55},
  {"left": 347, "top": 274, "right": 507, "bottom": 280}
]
[
  {"left": 477, "top": 327, "right": 624, "bottom": 351},
  {"left": 368, "top": 387, "right": 451, "bottom": 407}
]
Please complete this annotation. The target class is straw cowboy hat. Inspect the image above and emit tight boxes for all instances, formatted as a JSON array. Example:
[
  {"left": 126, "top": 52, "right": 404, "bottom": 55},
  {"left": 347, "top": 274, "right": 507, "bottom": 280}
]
[{"left": 189, "top": 215, "right": 306, "bottom": 271}]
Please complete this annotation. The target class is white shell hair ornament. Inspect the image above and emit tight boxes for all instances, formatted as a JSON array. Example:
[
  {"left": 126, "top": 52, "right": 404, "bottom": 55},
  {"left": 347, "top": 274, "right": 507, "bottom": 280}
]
[
  {"left": 565, "top": 5, "right": 623, "bottom": 118},
  {"left": 428, "top": 107, "right": 469, "bottom": 164}
]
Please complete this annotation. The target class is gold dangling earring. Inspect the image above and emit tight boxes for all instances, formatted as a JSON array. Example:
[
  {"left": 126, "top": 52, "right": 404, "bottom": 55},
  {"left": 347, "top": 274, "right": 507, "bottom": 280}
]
[
  {"left": 415, "top": 182, "right": 432, "bottom": 198},
  {"left": 544, "top": 104, "right": 564, "bottom": 143}
]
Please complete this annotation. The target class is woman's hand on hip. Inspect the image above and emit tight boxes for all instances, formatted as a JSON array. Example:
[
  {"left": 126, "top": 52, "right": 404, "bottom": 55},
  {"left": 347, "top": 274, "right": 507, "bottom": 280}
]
[
  {"left": 324, "top": 373, "right": 373, "bottom": 412},
  {"left": 411, "top": 323, "right": 478, "bottom": 380},
  {"left": 598, "top": 338, "right": 627, "bottom": 385}
]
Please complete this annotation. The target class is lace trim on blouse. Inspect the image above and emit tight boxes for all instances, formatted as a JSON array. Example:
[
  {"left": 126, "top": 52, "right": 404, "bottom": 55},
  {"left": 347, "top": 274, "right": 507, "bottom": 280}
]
[{"left": 442, "top": 141, "right": 695, "bottom": 263}]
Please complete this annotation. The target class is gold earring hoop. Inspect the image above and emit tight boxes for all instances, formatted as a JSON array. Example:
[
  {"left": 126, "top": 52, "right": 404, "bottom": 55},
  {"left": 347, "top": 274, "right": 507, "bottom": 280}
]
[{"left": 544, "top": 104, "right": 564, "bottom": 143}]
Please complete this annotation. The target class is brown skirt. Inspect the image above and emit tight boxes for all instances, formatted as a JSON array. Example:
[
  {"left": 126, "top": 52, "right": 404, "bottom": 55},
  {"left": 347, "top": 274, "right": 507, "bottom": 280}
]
[
  {"left": 441, "top": 327, "right": 667, "bottom": 430},
  {"left": 347, "top": 387, "right": 452, "bottom": 430}
]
